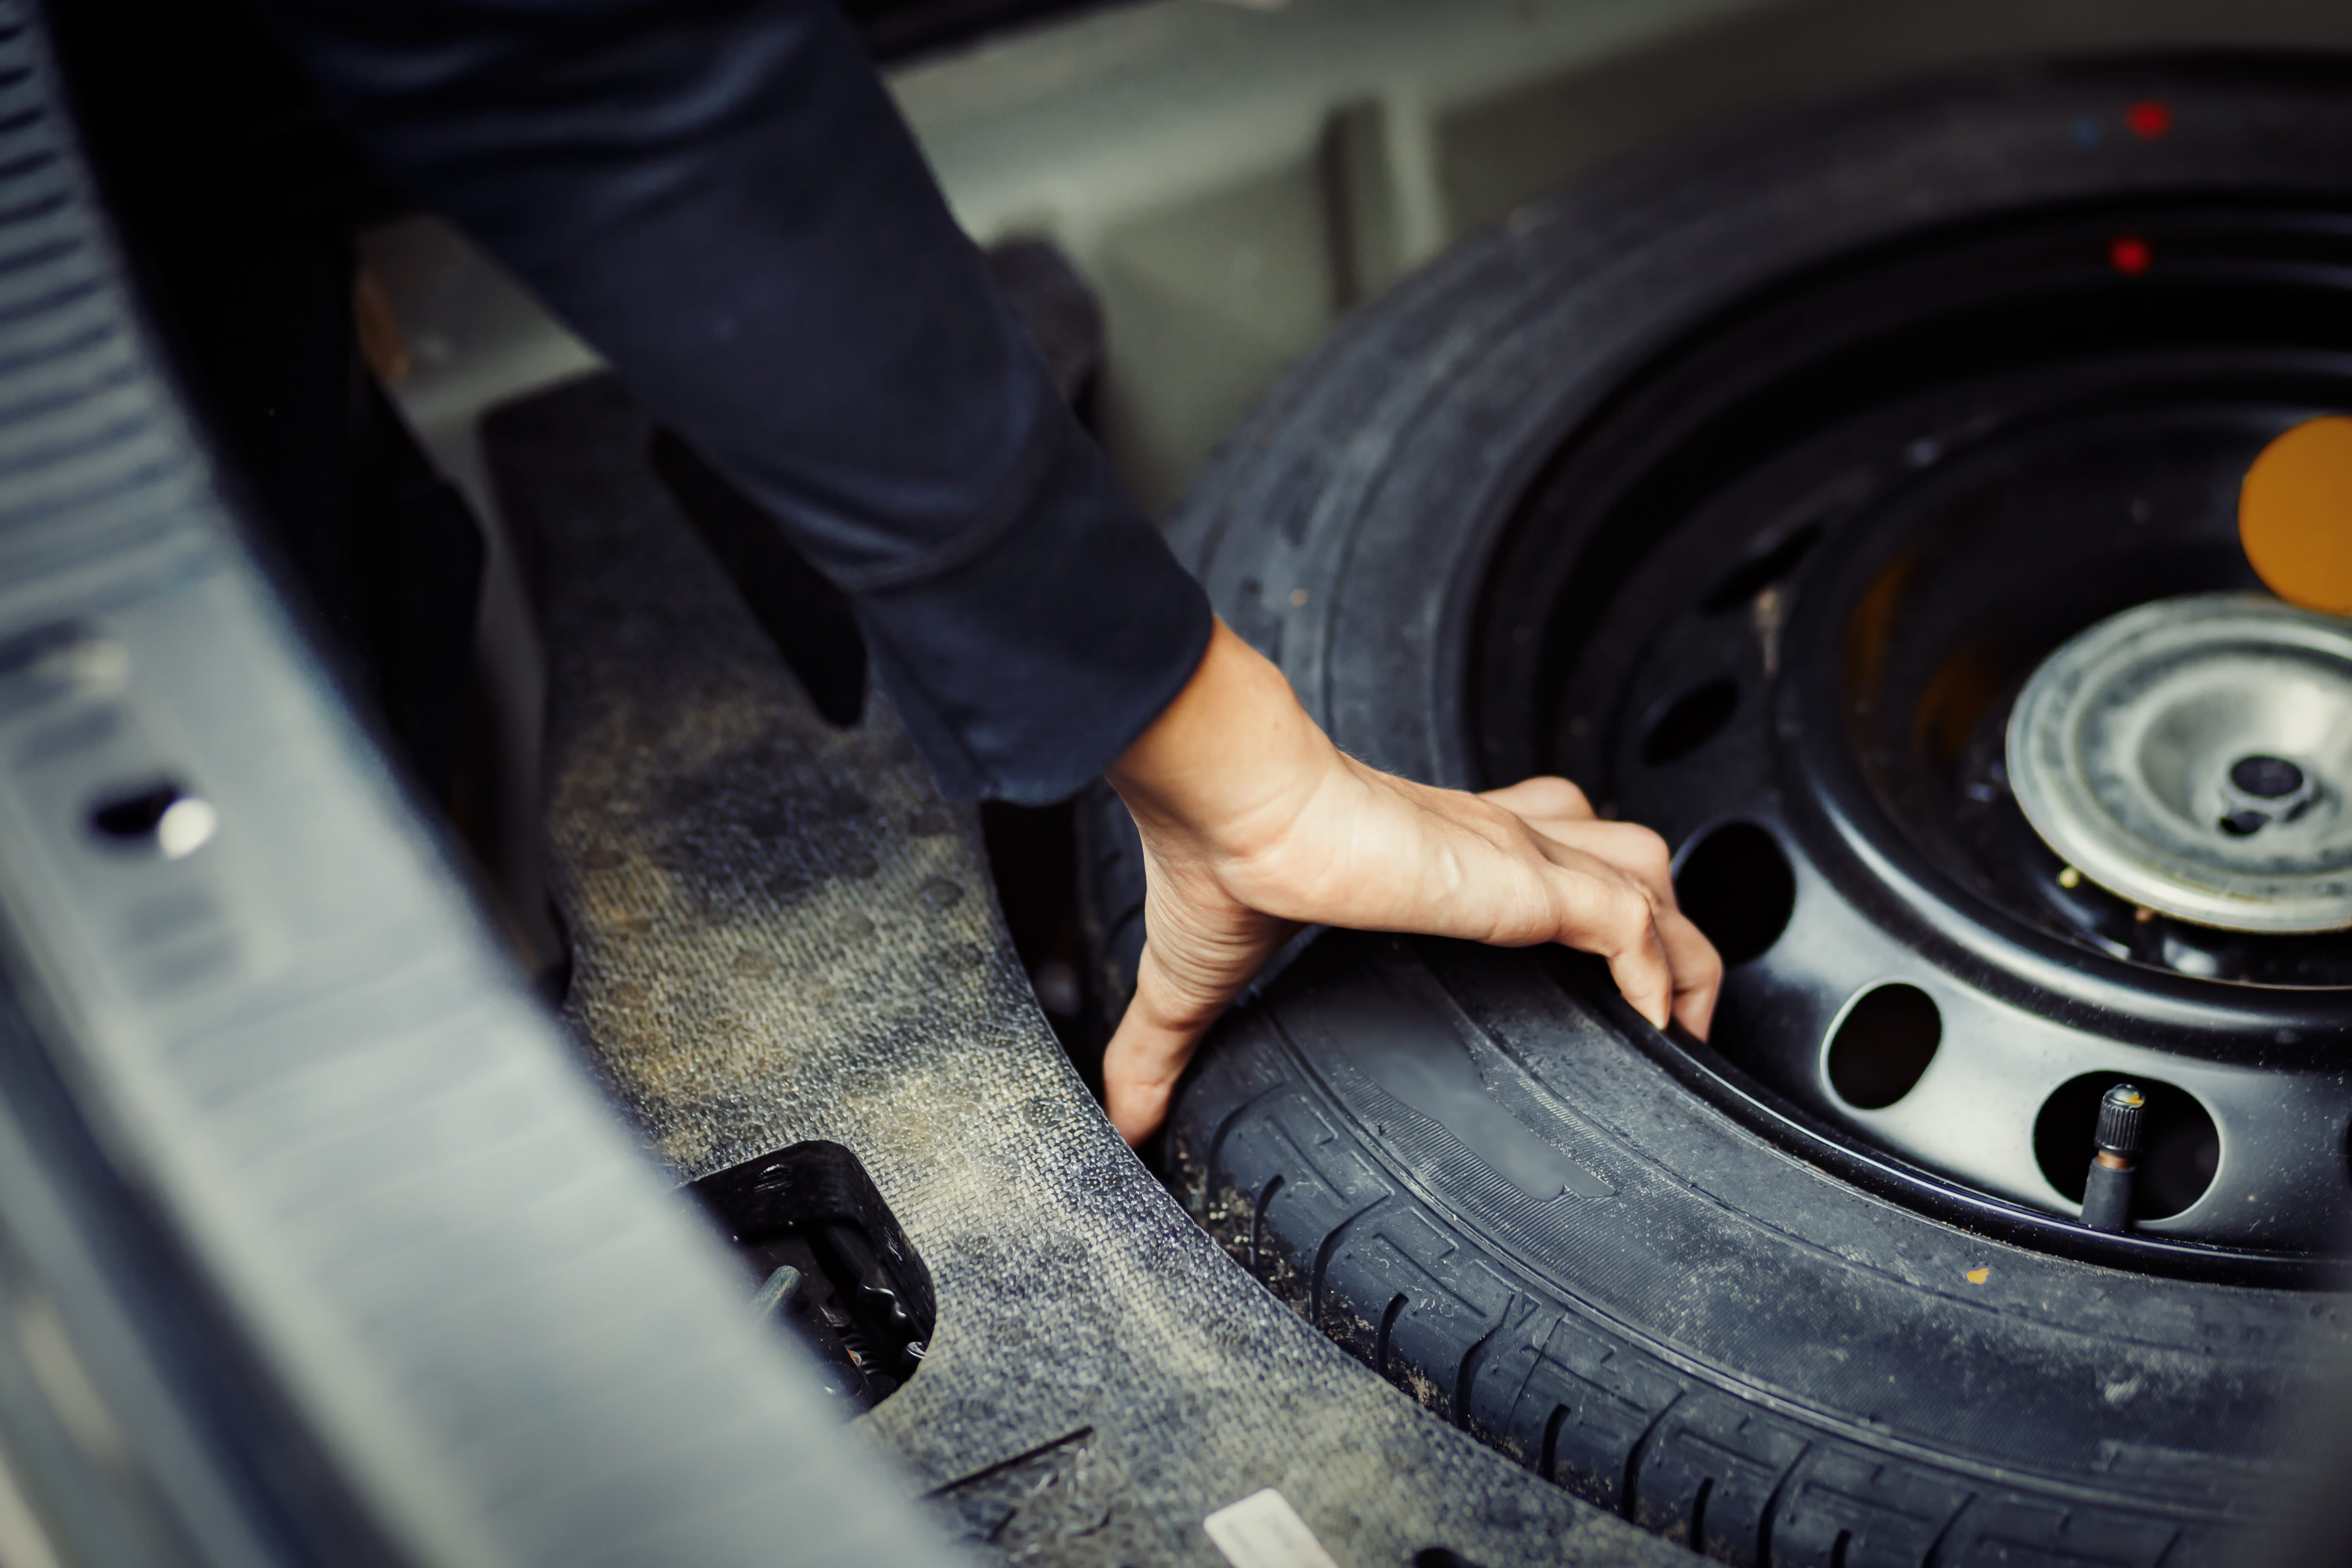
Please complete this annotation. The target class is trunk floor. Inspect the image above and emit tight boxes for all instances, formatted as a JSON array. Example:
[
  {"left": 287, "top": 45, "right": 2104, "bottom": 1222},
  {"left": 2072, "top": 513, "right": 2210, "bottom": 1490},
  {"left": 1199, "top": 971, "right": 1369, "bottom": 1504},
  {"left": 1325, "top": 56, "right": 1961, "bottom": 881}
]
[{"left": 495, "top": 373, "right": 1677, "bottom": 1568}]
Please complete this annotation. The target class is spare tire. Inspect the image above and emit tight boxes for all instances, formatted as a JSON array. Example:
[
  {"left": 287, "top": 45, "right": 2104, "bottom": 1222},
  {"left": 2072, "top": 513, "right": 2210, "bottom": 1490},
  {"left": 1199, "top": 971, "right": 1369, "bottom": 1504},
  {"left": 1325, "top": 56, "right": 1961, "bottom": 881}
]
[{"left": 1084, "top": 53, "right": 2352, "bottom": 1568}]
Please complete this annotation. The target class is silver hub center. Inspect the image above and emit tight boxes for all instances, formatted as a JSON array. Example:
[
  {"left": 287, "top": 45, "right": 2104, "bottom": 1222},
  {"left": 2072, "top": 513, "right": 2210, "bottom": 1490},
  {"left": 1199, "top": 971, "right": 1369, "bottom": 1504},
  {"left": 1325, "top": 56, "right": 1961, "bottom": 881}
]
[{"left": 2006, "top": 594, "right": 2352, "bottom": 933}]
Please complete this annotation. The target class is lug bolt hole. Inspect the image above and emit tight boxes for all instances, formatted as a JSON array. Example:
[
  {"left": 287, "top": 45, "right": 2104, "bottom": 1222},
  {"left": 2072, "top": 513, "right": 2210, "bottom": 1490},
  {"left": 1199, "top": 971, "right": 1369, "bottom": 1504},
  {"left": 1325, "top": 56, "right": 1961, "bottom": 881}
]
[
  {"left": 1825, "top": 983, "right": 1940, "bottom": 1111},
  {"left": 1674, "top": 821, "right": 1795, "bottom": 965},
  {"left": 1639, "top": 677, "right": 1739, "bottom": 766}
]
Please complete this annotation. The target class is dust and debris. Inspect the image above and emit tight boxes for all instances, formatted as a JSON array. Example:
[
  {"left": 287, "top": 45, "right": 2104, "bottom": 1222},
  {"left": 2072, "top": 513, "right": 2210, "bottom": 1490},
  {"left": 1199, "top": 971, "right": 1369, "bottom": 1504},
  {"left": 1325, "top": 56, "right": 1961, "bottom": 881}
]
[{"left": 1399, "top": 1363, "right": 1446, "bottom": 1415}]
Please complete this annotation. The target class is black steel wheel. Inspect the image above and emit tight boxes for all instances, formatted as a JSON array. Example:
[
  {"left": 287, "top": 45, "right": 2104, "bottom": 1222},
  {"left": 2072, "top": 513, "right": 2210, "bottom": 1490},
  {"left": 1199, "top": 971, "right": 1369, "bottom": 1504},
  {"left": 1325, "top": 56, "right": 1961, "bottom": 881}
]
[{"left": 1085, "top": 53, "right": 2352, "bottom": 1567}]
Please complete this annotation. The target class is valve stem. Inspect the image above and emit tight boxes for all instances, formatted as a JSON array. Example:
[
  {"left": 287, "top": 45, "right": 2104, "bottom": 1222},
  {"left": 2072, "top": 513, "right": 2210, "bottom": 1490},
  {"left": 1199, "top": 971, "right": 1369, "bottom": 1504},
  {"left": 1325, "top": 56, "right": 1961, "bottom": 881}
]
[{"left": 2080, "top": 1083, "right": 2145, "bottom": 1232}]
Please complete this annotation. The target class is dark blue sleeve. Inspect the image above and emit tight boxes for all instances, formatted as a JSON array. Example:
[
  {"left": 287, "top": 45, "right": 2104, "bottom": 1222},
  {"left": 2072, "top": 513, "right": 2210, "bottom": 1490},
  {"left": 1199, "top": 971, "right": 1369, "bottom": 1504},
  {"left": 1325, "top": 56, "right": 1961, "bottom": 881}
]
[{"left": 250, "top": 0, "right": 1212, "bottom": 804}]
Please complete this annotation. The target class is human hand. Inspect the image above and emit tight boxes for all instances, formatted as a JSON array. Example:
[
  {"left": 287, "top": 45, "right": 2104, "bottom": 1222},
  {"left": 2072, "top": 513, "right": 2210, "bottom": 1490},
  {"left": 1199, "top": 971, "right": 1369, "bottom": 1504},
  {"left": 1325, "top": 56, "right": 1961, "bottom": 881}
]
[{"left": 1099, "top": 617, "right": 1722, "bottom": 1144}]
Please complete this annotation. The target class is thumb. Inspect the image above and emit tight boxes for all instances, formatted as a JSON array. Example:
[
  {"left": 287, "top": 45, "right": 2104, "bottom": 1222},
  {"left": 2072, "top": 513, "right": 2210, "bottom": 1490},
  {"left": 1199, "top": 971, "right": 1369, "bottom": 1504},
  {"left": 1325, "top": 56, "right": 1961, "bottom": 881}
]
[{"left": 1103, "top": 914, "right": 1297, "bottom": 1145}]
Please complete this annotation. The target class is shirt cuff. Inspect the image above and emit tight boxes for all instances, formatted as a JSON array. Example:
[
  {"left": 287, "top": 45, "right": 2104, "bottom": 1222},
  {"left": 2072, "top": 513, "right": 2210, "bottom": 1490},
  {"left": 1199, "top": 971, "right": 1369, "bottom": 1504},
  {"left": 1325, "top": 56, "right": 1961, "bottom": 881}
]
[{"left": 848, "top": 411, "right": 1213, "bottom": 805}]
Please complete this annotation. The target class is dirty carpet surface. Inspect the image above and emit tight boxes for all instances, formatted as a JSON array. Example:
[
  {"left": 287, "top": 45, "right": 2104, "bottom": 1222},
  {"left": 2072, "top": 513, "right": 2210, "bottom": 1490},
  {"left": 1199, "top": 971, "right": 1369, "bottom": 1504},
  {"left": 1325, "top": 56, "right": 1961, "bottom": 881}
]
[{"left": 498, "top": 374, "right": 1680, "bottom": 1568}]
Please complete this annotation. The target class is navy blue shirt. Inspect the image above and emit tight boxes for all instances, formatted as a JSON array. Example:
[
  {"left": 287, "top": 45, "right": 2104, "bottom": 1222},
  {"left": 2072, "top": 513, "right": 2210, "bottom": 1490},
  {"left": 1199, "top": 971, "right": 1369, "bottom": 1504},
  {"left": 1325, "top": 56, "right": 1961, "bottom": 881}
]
[{"left": 254, "top": 0, "right": 1213, "bottom": 803}]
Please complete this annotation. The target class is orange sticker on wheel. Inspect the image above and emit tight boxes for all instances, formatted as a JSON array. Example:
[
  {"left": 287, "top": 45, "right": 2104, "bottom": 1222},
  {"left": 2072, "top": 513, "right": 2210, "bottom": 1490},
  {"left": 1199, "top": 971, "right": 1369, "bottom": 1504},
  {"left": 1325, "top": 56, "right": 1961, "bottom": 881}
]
[{"left": 2240, "top": 415, "right": 2352, "bottom": 614}]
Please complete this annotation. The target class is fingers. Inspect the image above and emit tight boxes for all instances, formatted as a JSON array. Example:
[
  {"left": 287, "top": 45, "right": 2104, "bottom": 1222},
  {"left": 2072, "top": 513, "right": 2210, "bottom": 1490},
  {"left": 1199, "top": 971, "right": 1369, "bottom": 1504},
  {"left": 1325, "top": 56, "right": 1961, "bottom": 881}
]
[
  {"left": 1542, "top": 820, "right": 1675, "bottom": 906},
  {"left": 1543, "top": 824, "right": 1719, "bottom": 1035},
  {"left": 1488, "top": 787, "right": 1679, "bottom": 914},
  {"left": 1514, "top": 815, "right": 1718, "bottom": 1040},
  {"left": 1479, "top": 775, "right": 1594, "bottom": 823},
  {"left": 1103, "top": 897, "right": 1299, "bottom": 1145},
  {"left": 1654, "top": 906, "right": 1723, "bottom": 1040},
  {"left": 1100, "top": 969, "right": 1200, "bottom": 1145},
  {"left": 1559, "top": 861, "right": 1675, "bottom": 1032}
]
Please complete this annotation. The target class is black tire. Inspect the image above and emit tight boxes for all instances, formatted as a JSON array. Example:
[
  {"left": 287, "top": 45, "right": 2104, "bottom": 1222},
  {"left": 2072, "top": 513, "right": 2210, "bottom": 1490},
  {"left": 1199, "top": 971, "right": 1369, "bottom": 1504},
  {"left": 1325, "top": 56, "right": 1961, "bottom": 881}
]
[
  {"left": 1172, "top": 934, "right": 2329, "bottom": 1567},
  {"left": 1088, "top": 55, "right": 2352, "bottom": 1567}
]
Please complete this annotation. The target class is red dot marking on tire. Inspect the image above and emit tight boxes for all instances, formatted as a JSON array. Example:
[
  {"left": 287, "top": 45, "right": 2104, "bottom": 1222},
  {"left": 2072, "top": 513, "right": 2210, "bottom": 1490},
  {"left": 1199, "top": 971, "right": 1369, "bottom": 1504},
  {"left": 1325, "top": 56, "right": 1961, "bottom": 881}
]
[
  {"left": 2126, "top": 100, "right": 2171, "bottom": 139},
  {"left": 2110, "top": 234, "right": 2151, "bottom": 276}
]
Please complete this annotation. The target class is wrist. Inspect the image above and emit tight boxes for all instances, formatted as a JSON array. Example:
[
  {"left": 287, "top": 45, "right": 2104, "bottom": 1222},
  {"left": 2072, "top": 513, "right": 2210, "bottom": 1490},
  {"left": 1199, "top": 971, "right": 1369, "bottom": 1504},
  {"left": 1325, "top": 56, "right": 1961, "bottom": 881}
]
[{"left": 1107, "top": 617, "right": 1339, "bottom": 855}]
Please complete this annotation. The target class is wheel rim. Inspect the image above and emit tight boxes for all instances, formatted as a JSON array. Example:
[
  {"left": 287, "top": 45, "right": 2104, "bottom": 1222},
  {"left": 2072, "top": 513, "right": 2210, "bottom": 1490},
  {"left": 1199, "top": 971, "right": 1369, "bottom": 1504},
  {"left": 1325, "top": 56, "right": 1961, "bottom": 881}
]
[{"left": 1476, "top": 196, "right": 2352, "bottom": 1265}]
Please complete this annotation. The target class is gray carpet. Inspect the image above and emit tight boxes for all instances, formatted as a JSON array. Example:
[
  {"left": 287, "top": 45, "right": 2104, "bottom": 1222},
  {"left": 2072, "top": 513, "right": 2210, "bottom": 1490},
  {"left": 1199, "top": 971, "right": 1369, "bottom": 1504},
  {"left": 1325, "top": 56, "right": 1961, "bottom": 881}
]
[{"left": 497, "top": 373, "right": 1679, "bottom": 1568}]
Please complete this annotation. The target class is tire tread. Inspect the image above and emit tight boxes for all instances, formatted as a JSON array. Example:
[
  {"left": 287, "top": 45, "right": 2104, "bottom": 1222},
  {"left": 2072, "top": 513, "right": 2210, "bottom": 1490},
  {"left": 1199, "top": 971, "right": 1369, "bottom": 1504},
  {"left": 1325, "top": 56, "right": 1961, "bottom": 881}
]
[{"left": 1171, "top": 1029, "right": 2245, "bottom": 1568}]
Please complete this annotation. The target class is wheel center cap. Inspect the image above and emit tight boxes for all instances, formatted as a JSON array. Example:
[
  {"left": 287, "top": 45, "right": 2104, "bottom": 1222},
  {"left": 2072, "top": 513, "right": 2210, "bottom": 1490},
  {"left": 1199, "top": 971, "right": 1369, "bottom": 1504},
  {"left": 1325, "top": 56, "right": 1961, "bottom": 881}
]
[{"left": 2006, "top": 593, "right": 2352, "bottom": 933}]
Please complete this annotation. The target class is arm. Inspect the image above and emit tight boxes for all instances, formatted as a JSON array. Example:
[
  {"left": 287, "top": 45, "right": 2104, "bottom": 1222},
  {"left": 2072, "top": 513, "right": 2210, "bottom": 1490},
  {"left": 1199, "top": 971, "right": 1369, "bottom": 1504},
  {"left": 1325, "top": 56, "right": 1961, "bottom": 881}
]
[
  {"left": 1104, "top": 619, "right": 1722, "bottom": 1142},
  {"left": 254, "top": 0, "right": 1209, "bottom": 804},
  {"left": 259, "top": 2, "right": 1718, "bottom": 1139}
]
